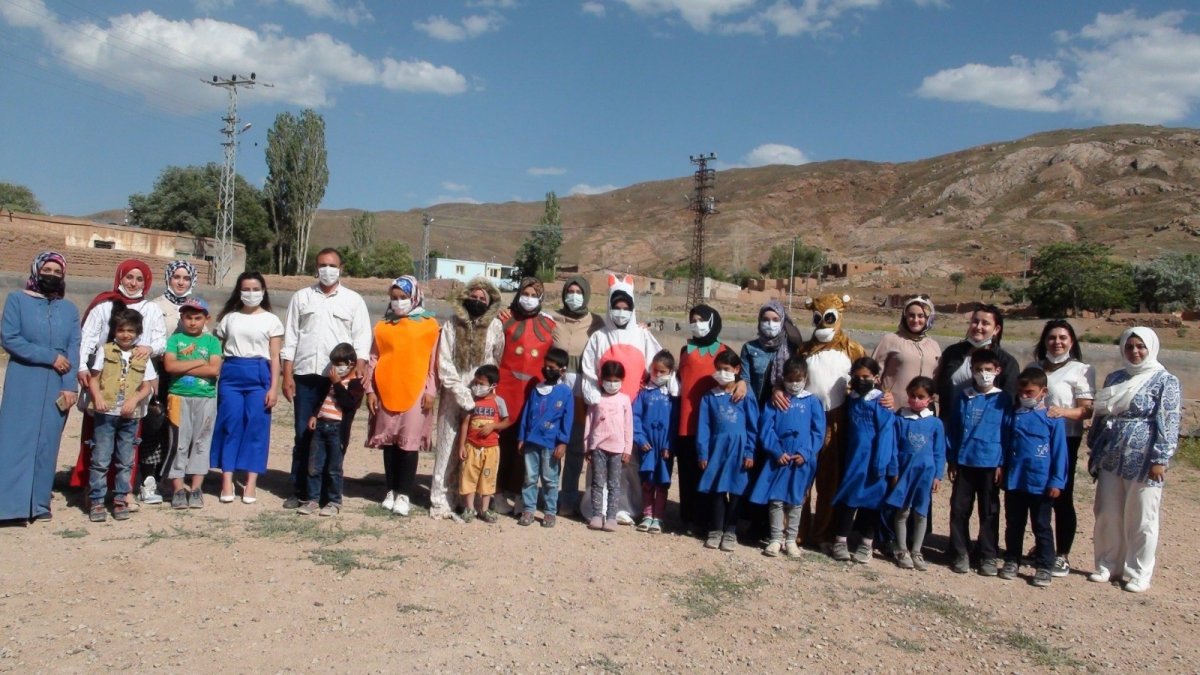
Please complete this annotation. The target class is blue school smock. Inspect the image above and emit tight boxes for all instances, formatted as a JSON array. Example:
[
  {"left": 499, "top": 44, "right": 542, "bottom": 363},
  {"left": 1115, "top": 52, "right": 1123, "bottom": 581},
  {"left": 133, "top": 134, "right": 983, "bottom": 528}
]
[
  {"left": 1004, "top": 407, "right": 1068, "bottom": 494},
  {"left": 749, "top": 391, "right": 825, "bottom": 506},
  {"left": 948, "top": 387, "right": 1012, "bottom": 468},
  {"left": 517, "top": 382, "right": 574, "bottom": 449},
  {"left": 884, "top": 408, "right": 946, "bottom": 517},
  {"left": 696, "top": 388, "right": 758, "bottom": 495},
  {"left": 832, "top": 390, "right": 897, "bottom": 510},
  {"left": 632, "top": 383, "right": 677, "bottom": 486}
]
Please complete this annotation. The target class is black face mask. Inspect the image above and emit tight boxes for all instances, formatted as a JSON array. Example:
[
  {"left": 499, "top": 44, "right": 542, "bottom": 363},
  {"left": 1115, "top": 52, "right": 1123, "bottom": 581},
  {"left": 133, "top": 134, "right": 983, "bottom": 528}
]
[
  {"left": 463, "top": 298, "right": 489, "bottom": 319},
  {"left": 850, "top": 377, "right": 875, "bottom": 396},
  {"left": 541, "top": 366, "right": 562, "bottom": 384},
  {"left": 37, "top": 274, "right": 64, "bottom": 295}
]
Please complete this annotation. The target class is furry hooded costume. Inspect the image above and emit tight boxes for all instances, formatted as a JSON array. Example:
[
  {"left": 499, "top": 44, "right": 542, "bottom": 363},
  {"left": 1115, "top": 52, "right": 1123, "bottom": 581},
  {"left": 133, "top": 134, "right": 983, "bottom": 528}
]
[{"left": 579, "top": 274, "right": 665, "bottom": 405}]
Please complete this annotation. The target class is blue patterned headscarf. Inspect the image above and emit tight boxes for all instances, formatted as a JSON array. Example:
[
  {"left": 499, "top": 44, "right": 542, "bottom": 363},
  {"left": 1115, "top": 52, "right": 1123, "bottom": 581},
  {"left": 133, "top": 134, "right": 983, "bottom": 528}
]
[
  {"left": 163, "top": 260, "right": 198, "bottom": 306},
  {"left": 27, "top": 250, "right": 67, "bottom": 298}
]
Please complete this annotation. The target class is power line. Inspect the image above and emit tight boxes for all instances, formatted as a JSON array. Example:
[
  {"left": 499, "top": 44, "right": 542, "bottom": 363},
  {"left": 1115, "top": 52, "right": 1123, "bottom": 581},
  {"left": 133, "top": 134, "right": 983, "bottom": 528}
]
[{"left": 207, "top": 73, "right": 260, "bottom": 287}]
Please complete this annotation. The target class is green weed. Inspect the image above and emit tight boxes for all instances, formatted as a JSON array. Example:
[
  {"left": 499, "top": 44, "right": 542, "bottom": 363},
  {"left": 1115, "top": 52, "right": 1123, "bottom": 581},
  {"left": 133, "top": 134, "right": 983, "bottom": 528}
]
[
  {"left": 890, "top": 591, "right": 982, "bottom": 627},
  {"left": 1000, "top": 630, "right": 1085, "bottom": 668},
  {"left": 1177, "top": 437, "right": 1200, "bottom": 471},
  {"left": 669, "top": 569, "right": 765, "bottom": 619},
  {"left": 396, "top": 603, "right": 433, "bottom": 614},
  {"left": 245, "top": 511, "right": 382, "bottom": 545},
  {"left": 578, "top": 655, "right": 624, "bottom": 674},
  {"left": 55, "top": 528, "right": 88, "bottom": 539},
  {"left": 888, "top": 634, "right": 925, "bottom": 654}
]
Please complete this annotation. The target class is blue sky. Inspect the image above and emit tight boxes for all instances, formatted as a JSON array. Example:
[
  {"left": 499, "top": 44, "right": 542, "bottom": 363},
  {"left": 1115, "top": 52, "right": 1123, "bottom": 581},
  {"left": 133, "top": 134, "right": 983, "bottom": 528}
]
[{"left": 3, "top": 0, "right": 1200, "bottom": 217}]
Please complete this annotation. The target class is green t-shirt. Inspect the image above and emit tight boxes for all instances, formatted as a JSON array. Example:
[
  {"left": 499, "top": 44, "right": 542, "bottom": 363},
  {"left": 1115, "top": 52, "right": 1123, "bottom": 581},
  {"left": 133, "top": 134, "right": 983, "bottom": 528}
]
[{"left": 166, "top": 333, "right": 222, "bottom": 398}]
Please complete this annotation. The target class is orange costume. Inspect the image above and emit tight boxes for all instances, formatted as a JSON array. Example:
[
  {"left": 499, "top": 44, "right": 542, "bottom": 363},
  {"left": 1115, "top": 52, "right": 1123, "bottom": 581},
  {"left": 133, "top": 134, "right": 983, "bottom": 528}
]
[{"left": 364, "top": 309, "right": 440, "bottom": 451}]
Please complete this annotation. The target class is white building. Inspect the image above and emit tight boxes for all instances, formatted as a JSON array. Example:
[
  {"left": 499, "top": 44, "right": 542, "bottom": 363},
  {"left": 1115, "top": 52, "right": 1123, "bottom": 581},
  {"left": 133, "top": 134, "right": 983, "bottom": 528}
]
[{"left": 431, "top": 257, "right": 518, "bottom": 289}]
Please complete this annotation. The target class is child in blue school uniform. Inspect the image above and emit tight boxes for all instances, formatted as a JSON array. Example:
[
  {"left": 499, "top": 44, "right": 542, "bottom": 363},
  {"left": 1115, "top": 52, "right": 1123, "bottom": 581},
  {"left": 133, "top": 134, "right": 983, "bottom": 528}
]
[
  {"left": 633, "top": 350, "right": 679, "bottom": 534},
  {"left": 830, "top": 356, "right": 896, "bottom": 564},
  {"left": 517, "top": 347, "right": 575, "bottom": 528},
  {"left": 696, "top": 350, "right": 758, "bottom": 552},
  {"left": 884, "top": 376, "right": 946, "bottom": 571},
  {"left": 999, "top": 366, "right": 1068, "bottom": 587},
  {"left": 749, "top": 356, "right": 825, "bottom": 558},
  {"left": 947, "top": 349, "right": 1013, "bottom": 577}
]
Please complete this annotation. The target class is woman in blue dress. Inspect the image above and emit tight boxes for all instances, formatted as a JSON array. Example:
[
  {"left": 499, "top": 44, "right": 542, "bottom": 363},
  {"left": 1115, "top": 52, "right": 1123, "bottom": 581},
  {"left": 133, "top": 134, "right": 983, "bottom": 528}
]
[{"left": 0, "top": 252, "right": 80, "bottom": 522}]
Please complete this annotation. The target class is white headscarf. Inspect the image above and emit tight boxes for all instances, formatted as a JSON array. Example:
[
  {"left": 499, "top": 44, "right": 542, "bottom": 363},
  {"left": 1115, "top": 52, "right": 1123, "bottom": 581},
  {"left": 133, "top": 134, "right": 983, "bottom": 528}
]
[{"left": 1092, "top": 327, "right": 1163, "bottom": 418}]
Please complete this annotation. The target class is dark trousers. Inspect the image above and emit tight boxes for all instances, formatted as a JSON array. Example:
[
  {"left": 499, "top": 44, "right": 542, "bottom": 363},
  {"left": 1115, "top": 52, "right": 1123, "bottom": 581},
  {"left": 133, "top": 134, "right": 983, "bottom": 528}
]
[
  {"left": 675, "top": 436, "right": 707, "bottom": 533},
  {"left": 1004, "top": 489, "right": 1055, "bottom": 569},
  {"left": 1054, "top": 436, "right": 1081, "bottom": 556},
  {"left": 948, "top": 466, "right": 1000, "bottom": 561},
  {"left": 711, "top": 492, "right": 741, "bottom": 535},
  {"left": 138, "top": 371, "right": 170, "bottom": 482},
  {"left": 307, "top": 420, "right": 345, "bottom": 505},
  {"left": 834, "top": 505, "right": 877, "bottom": 541},
  {"left": 290, "top": 374, "right": 330, "bottom": 500},
  {"left": 382, "top": 447, "right": 419, "bottom": 497}
]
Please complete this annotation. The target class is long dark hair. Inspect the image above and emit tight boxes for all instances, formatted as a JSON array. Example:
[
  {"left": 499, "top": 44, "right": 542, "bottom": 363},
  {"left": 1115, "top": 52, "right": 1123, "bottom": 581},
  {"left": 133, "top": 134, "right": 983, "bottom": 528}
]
[
  {"left": 219, "top": 271, "right": 272, "bottom": 320},
  {"left": 972, "top": 303, "right": 1005, "bottom": 348},
  {"left": 1034, "top": 319, "right": 1083, "bottom": 363}
]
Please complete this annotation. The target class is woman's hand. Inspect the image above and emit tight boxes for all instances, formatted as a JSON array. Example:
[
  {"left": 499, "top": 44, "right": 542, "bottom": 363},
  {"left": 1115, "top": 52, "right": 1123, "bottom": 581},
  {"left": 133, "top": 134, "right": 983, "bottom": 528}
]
[
  {"left": 498, "top": 308, "right": 512, "bottom": 322},
  {"left": 791, "top": 455, "right": 806, "bottom": 466},
  {"left": 880, "top": 391, "right": 896, "bottom": 411},
  {"left": 77, "top": 371, "right": 91, "bottom": 389},
  {"left": 1148, "top": 464, "right": 1166, "bottom": 482},
  {"left": 265, "top": 388, "right": 278, "bottom": 410},
  {"left": 367, "top": 393, "right": 380, "bottom": 416},
  {"left": 52, "top": 354, "right": 71, "bottom": 374},
  {"left": 58, "top": 391, "right": 77, "bottom": 409},
  {"left": 772, "top": 389, "right": 790, "bottom": 411},
  {"left": 420, "top": 393, "right": 435, "bottom": 413},
  {"left": 133, "top": 345, "right": 152, "bottom": 360},
  {"left": 1047, "top": 405, "right": 1068, "bottom": 419},
  {"left": 731, "top": 379, "right": 748, "bottom": 403}
]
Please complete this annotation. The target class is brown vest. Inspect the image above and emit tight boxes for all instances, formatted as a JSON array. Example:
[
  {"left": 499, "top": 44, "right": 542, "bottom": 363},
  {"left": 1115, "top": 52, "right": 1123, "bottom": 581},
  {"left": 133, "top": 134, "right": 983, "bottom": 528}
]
[{"left": 91, "top": 343, "right": 148, "bottom": 411}]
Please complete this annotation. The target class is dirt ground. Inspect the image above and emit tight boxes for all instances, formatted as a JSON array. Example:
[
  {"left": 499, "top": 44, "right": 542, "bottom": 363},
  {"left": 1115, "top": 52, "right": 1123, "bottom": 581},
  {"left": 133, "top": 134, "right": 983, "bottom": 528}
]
[{"left": 1, "top": 377, "right": 1199, "bottom": 673}]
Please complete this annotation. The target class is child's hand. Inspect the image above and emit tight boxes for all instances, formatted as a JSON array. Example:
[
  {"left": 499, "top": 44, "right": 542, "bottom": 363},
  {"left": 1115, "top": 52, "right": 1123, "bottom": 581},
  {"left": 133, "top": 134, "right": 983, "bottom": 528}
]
[
  {"left": 91, "top": 396, "right": 108, "bottom": 414},
  {"left": 932, "top": 478, "right": 941, "bottom": 494},
  {"left": 1047, "top": 487, "right": 1061, "bottom": 499},
  {"left": 742, "top": 458, "right": 754, "bottom": 470},
  {"left": 552, "top": 444, "right": 566, "bottom": 460},
  {"left": 777, "top": 453, "right": 791, "bottom": 466},
  {"left": 307, "top": 417, "right": 317, "bottom": 431},
  {"left": 660, "top": 449, "right": 671, "bottom": 460},
  {"left": 993, "top": 467, "right": 1002, "bottom": 486},
  {"left": 477, "top": 422, "right": 496, "bottom": 436},
  {"left": 641, "top": 442, "right": 651, "bottom": 452},
  {"left": 120, "top": 399, "right": 138, "bottom": 417},
  {"left": 698, "top": 460, "right": 707, "bottom": 471},
  {"left": 621, "top": 453, "right": 631, "bottom": 465},
  {"left": 946, "top": 464, "right": 957, "bottom": 482},
  {"left": 792, "top": 455, "right": 806, "bottom": 466},
  {"left": 517, "top": 441, "right": 524, "bottom": 452},
  {"left": 458, "top": 446, "right": 467, "bottom": 461},
  {"left": 888, "top": 476, "right": 898, "bottom": 488}
]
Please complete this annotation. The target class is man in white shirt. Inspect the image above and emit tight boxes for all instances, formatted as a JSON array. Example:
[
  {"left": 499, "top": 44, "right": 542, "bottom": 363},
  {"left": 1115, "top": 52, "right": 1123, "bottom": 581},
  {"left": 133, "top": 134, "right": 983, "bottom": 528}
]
[{"left": 280, "top": 248, "right": 371, "bottom": 509}]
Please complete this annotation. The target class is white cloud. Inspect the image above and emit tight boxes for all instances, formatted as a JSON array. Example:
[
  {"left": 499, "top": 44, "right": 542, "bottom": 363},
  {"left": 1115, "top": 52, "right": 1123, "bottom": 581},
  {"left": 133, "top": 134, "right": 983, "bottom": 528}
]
[
  {"left": 744, "top": 143, "right": 811, "bottom": 166},
  {"left": 567, "top": 183, "right": 618, "bottom": 196},
  {"left": 527, "top": 166, "right": 567, "bottom": 176},
  {"left": 468, "top": 0, "right": 518, "bottom": 7},
  {"left": 429, "top": 195, "right": 482, "bottom": 205},
  {"left": 581, "top": 2, "right": 606, "bottom": 18},
  {"left": 414, "top": 13, "right": 503, "bottom": 41},
  {"left": 192, "top": 0, "right": 234, "bottom": 13},
  {"left": 0, "top": 1, "right": 468, "bottom": 111},
  {"left": 282, "top": 0, "right": 373, "bottom": 25},
  {"left": 619, "top": 0, "right": 756, "bottom": 32},
  {"left": 918, "top": 10, "right": 1200, "bottom": 123},
  {"left": 622, "top": 0, "right": 924, "bottom": 36},
  {"left": 442, "top": 181, "right": 470, "bottom": 192}
]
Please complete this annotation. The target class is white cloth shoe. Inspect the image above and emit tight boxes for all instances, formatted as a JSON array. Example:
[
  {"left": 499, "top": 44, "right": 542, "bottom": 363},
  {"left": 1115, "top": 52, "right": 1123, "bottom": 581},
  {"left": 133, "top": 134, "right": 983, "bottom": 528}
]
[
  {"left": 140, "top": 476, "right": 163, "bottom": 505},
  {"left": 392, "top": 494, "right": 411, "bottom": 516},
  {"left": 1124, "top": 579, "right": 1150, "bottom": 593},
  {"left": 615, "top": 511, "right": 635, "bottom": 526},
  {"left": 1088, "top": 569, "right": 1111, "bottom": 583},
  {"left": 381, "top": 491, "right": 396, "bottom": 511}
]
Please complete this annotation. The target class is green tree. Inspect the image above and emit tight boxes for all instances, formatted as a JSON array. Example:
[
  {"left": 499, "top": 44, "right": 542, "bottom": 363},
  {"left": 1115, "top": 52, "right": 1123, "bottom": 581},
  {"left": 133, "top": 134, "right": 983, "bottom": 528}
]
[
  {"left": 128, "top": 164, "right": 273, "bottom": 271},
  {"left": 340, "top": 241, "right": 414, "bottom": 279},
  {"left": 0, "top": 181, "right": 44, "bottom": 214},
  {"left": 513, "top": 191, "right": 564, "bottom": 281},
  {"left": 265, "top": 109, "right": 329, "bottom": 274},
  {"left": 760, "top": 241, "right": 825, "bottom": 279},
  {"left": 1026, "top": 242, "right": 1137, "bottom": 316},
  {"left": 949, "top": 272, "right": 965, "bottom": 296},
  {"left": 1133, "top": 254, "right": 1200, "bottom": 311},
  {"left": 979, "top": 274, "right": 1005, "bottom": 298},
  {"left": 349, "top": 211, "right": 376, "bottom": 264}
]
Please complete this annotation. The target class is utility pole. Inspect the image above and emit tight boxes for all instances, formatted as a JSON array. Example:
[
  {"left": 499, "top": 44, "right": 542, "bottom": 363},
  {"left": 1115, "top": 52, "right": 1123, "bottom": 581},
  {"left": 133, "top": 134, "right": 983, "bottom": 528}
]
[
  {"left": 420, "top": 212, "right": 433, "bottom": 281},
  {"left": 787, "top": 236, "right": 797, "bottom": 315},
  {"left": 206, "top": 73, "right": 259, "bottom": 287},
  {"left": 686, "top": 153, "right": 717, "bottom": 309}
]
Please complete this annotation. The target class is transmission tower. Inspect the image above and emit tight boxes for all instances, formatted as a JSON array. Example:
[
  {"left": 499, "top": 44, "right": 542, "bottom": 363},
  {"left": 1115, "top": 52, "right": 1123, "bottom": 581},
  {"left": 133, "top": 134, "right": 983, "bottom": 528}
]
[
  {"left": 686, "top": 153, "right": 718, "bottom": 309},
  {"left": 420, "top": 213, "right": 433, "bottom": 281},
  {"left": 206, "top": 73, "right": 258, "bottom": 287}
]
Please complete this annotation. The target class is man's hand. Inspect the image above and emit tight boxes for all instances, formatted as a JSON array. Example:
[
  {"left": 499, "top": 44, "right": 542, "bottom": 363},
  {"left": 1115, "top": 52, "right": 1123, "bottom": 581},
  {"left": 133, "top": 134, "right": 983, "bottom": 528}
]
[
  {"left": 281, "top": 372, "right": 296, "bottom": 403},
  {"left": 307, "top": 417, "right": 317, "bottom": 431},
  {"left": 265, "top": 388, "right": 278, "bottom": 410}
]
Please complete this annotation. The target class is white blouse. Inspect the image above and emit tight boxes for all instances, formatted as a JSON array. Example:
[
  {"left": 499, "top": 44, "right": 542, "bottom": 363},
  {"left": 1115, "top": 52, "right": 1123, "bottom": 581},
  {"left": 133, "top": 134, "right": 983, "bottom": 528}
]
[
  {"left": 1030, "top": 359, "right": 1096, "bottom": 437},
  {"left": 78, "top": 299, "right": 167, "bottom": 373},
  {"left": 217, "top": 310, "right": 284, "bottom": 360}
]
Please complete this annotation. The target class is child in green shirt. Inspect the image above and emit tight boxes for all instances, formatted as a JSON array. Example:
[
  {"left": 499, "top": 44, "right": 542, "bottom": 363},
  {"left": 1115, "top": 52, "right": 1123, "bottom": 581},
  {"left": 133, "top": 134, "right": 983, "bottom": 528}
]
[{"left": 163, "top": 298, "right": 222, "bottom": 509}]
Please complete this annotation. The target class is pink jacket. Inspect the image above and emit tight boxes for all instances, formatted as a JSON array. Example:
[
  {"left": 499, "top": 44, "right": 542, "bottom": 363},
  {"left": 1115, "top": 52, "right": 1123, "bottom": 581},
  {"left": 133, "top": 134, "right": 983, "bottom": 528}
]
[{"left": 584, "top": 392, "right": 633, "bottom": 455}]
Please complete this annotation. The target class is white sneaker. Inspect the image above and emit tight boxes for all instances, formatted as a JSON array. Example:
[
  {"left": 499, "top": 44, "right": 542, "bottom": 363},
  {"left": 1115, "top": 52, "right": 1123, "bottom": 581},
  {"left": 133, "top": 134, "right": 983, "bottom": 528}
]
[
  {"left": 140, "top": 476, "right": 163, "bottom": 505},
  {"left": 615, "top": 511, "right": 635, "bottom": 526},
  {"left": 784, "top": 541, "right": 802, "bottom": 558},
  {"left": 763, "top": 541, "right": 782, "bottom": 557},
  {"left": 381, "top": 491, "right": 396, "bottom": 511},
  {"left": 392, "top": 494, "right": 411, "bottom": 517},
  {"left": 1124, "top": 579, "right": 1150, "bottom": 593},
  {"left": 1088, "top": 569, "right": 1111, "bottom": 583}
]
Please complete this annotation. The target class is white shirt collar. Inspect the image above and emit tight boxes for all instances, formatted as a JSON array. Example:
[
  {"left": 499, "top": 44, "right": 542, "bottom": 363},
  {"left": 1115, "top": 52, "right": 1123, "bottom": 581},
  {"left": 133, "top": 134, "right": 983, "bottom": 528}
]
[
  {"left": 900, "top": 407, "right": 933, "bottom": 419},
  {"left": 849, "top": 389, "right": 883, "bottom": 402},
  {"left": 965, "top": 386, "right": 999, "bottom": 398}
]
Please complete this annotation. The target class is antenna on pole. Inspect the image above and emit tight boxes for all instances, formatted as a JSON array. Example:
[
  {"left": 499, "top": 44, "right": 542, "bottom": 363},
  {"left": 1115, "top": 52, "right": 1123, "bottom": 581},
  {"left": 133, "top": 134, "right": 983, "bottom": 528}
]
[
  {"left": 420, "top": 213, "right": 433, "bottom": 282},
  {"left": 686, "top": 153, "right": 717, "bottom": 309},
  {"left": 206, "top": 72, "right": 261, "bottom": 287}
]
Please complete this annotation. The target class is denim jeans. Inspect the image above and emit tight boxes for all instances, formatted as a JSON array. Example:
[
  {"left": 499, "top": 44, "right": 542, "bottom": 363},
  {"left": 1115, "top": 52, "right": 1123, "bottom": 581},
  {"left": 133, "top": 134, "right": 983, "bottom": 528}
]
[
  {"left": 90, "top": 414, "right": 138, "bottom": 504},
  {"left": 522, "top": 443, "right": 561, "bottom": 516},
  {"left": 590, "top": 450, "right": 623, "bottom": 521},
  {"left": 291, "top": 374, "right": 330, "bottom": 500},
  {"left": 308, "top": 419, "right": 345, "bottom": 505}
]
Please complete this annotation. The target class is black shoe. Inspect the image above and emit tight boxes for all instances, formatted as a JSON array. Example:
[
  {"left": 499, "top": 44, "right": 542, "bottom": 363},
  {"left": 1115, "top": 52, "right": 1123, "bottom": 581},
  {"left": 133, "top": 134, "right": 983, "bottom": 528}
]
[{"left": 282, "top": 497, "right": 303, "bottom": 509}]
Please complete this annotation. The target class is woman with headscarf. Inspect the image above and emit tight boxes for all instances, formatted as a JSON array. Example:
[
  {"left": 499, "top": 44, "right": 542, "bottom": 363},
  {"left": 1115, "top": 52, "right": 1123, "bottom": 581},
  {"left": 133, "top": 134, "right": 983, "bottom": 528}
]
[
  {"left": 492, "top": 277, "right": 557, "bottom": 510},
  {"left": 153, "top": 260, "right": 200, "bottom": 336},
  {"left": 1087, "top": 327, "right": 1180, "bottom": 593},
  {"left": 364, "top": 276, "right": 440, "bottom": 517},
  {"left": 741, "top": 300, "right": 804, "bottom": 406},
  {"left": 429, "top": 278, "right": 504, "bottom": 519},
  {"left": 68, "top": 259, "right": 168, "bottom": 496},
  {"left": 872, "top": 296, "right": 942, "bottom": 410},
  {"left": 0, "top": 252, "right": 80, "bottom": 522}
]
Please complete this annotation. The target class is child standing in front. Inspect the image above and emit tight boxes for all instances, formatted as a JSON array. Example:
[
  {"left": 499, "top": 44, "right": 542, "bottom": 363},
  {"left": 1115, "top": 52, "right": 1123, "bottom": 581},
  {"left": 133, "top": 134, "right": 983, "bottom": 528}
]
[
  {"left": 632, "top": 350, "right": 679, "bottom": 533},
  {"left": 1000, "top": 367, "right": 1068, "bottom": 587},
  {"left": 947, "top": 349, "right": 1013, "bottom": 576},
  {"left": 517, "top": 347, "right": 574, "bottom": 528},
  {"left": 459, "top": 365, "right": 512, "bottom": 523},
  {"left": 831, "top": 357, "right": 896, "bottom": 564},
  {"left": 884, "top": 376, "right": 946, "bottom": 571},
  {"left": 298, "top": 343, "right": 365, "bottom": 517},
  {"left": 696, "top": 350, "right": 759, "bottom": 552},
  {"left": 748, "top": 356, "right": 824, "bottom": 557},
  {"left": 585, "top": 360, "right": 633, "bottom": 532},
  {"left": 87, "top": 308, "right": 158, "bottom": 522},
  {"left": 162, "top": 298, "right": 222, "bottom": 510}
]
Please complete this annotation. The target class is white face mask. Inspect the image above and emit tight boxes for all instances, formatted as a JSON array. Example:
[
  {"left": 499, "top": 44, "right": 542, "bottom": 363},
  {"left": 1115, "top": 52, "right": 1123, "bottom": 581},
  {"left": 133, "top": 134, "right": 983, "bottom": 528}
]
[
  {"left": 813, "top": 327, "right": 836, "bottom": 343},
  {"left": 652, "top": 374, "right": 671, "bottom": 387},
  {"left": 564, "top": 293, "right": 584, "bottom": 311},
  {"left": 973, "top": 370, "right": 997, "bottom": 390},
  {"left": 334, "top": 365, "right": 351, "bottom": 377},
  {"left": 317, "top": 266, "right": 340, "bottom": 287},
  {"left": 966, "top": 334, "right": 992, "bottom": 349},
  {"left": 785, "top": 380, "right": 807, "bottom": 396},
  {"left": 240, "top": 290, "right": 263, "bottom": 307},
  {"left": 760, "top": 320, "right": 782, "bottom": 338},
  {"left": 518, "top": 295, "right": 541, "bottom": 312},
  {"left": 391, "top": 299, "right": 413, "bottom": 316},
  {"left": 470, "top": 384, "right": 493, "bottom": 398},
  {"left": 119, "top": 285, "right": 142, "bottom": 300},
  {"left": 690, "top": 318, "right": 712, "bottom": 338},
  {"left": 712, "top": 370, "right": 736, "bottom": 385},
  {"left": 602, "top": 380, "right": 623, "bottom": 394},
  {"left": 609, "top": 309, "right": 632, "bottom": 327},
  {"left": 1019, "top": 396, "right": 1040, "bottom": 409},
  {"left": 1045, "top": 351, "right": 1071, "bottom": 365}
]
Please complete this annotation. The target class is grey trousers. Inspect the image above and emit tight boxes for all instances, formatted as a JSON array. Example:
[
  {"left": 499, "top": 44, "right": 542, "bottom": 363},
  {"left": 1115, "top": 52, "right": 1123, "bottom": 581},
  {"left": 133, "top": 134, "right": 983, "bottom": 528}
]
[
  {"left": 590, "top": 450, "right": 624, "bottom": 521},
  {"left": 769, "top": 501, "right": 803, "bottom": 543},
  {"left": 166, "top": 395, "right": 216, "bottom": 479}
]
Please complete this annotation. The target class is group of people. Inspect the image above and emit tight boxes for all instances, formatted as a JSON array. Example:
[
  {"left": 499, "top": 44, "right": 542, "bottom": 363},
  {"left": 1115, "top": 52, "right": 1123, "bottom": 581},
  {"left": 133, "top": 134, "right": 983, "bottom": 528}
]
[{"left": 0, "top": 250, "right": 1182, "bottom": 593}]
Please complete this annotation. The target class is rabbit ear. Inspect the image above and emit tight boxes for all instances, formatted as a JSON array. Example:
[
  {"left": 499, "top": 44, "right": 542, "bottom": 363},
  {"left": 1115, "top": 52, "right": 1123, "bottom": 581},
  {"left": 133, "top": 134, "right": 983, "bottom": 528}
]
[
  {"left": 622, "top": 274, "right": 634, "bottom": 285},
  {"left": 803, "top": 297, "right": 814, "bottom": 309},
  {"left": 607, "top": 273, "right": 618, "bottom": 287}
]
